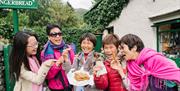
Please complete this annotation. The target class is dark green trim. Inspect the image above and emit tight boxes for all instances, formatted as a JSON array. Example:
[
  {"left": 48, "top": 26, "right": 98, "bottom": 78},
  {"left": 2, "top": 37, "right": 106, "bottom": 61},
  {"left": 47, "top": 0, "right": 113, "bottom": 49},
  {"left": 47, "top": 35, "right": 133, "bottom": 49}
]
[
  {"left": 170, "top": 58, "right": 180, "bottom": 68},
  {"left": 153, "top": 18, "right": 180, "bottom": 51},
  {"left": 13, "top": 9, "right": 19, "bottom": 34},
  {"left": 159, "top": 29, "right": 180, "bottom": 33},
  {"left": 152, "top": 18, "right": 180, "bottom": 27},
  {"left": 156, "top": 27, "right": 159, "bottom": 52},
  {"left": 95, "top": 34, "right": 102, "bottom": 52},
  {"left": 3, "top": 45, "right": 14, "bottom": 91}
]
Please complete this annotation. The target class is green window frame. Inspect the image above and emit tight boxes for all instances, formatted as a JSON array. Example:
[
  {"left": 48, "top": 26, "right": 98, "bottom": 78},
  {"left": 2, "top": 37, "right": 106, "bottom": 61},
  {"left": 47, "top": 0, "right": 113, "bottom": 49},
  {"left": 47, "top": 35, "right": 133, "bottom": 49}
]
[{"left": 152, "top": 18, "right": 180, "bottom": 67}]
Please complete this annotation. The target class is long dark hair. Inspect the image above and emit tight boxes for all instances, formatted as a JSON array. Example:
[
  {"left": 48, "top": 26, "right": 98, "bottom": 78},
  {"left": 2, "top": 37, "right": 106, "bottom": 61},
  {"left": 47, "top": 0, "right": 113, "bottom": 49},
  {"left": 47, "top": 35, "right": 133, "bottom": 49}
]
[{"left": 9, "top": 31, "right": 41, "bottom": 81}]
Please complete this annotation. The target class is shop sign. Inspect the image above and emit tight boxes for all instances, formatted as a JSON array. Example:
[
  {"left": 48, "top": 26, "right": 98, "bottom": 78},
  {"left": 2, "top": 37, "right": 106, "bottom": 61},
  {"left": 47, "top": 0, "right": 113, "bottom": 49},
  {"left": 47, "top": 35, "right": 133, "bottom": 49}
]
[{"left": 0, "top": 0, "right": 37, "bottom": 9}]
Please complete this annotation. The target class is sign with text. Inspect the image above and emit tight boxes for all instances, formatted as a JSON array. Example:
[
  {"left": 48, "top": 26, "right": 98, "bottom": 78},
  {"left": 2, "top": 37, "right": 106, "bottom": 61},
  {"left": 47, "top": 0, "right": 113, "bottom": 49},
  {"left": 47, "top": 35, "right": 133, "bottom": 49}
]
[{"left": 0, "top": 0, "right": 38, "bottom": 9}]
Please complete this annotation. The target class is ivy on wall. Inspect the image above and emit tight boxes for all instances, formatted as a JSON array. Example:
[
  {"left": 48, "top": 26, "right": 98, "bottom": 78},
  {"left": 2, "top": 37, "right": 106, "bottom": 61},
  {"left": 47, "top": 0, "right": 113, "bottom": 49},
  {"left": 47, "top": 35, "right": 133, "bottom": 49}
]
[{"left": 84, "top": 0, "right": 129, "bottom": 28}]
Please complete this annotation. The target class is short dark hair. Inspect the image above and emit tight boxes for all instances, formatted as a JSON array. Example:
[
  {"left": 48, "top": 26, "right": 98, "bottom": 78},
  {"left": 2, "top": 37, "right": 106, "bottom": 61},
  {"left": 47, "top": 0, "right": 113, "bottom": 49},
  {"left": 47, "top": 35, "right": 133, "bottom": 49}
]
[
  {"left": 102, "top": 34, "right": 119, "bottom": 48},
  {"left": 46, "top": 24, "right": 61, "bottom": 35},
  {"left": 120, "top": 34, "right": 144, "bottom": 52},
  {"left": 79, "top": 33, "right": 97, "bottom": 47}
]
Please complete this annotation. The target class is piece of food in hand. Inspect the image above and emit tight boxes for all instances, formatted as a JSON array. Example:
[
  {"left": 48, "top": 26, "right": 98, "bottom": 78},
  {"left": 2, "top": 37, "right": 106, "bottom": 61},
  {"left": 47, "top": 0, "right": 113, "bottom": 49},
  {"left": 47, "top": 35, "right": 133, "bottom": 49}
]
[
  {"left": 112, "top": 52, "right": 116, "bottom": 61},
  {"left": 74, "top": 72, "right": 90, "bottom": 81}
]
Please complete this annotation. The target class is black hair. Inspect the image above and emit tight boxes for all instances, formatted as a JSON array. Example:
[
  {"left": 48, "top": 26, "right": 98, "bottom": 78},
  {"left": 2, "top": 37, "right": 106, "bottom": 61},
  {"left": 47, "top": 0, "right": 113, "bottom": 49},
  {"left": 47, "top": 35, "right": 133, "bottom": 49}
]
[
  {"left": 120, "top": 34, "right": 144, "bottom": 52},
  {"left": 46, "top": 24, "right": 62, "bottom": 35},
  {"left": 79, "top": 33, "right": 97, "bottom": 47}
]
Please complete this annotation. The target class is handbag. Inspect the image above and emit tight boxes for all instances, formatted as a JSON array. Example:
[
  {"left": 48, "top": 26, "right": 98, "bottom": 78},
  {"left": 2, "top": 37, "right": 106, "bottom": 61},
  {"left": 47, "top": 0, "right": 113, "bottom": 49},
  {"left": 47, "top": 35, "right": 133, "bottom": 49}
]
[
  {"left": 140, "top": 65, "right": 178, "bottom": 91},
  {"left": 149, "top": 75, "right": 178, "bottom": 91},
  {"left": 58, "top": 71, "right": 73, "bottom": 91}
]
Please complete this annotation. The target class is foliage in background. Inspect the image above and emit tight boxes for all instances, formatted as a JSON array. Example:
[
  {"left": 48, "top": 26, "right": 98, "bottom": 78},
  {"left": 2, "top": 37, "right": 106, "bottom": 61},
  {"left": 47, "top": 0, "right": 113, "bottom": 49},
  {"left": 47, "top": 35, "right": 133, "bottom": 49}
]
[
  {"left": 1, "top": 0, "right": 115, "bottom": 52},
  {"left": 62, "top": 26, "right": 94, "bottom": 52},
  {"left": 29, "top": 25, "right": 96, "bottom": 52},
  {"left": 0, "top": 9, "right": 14, "bottom": 42},
  {"left": 0, "top": 0, "right": 89, "bottom": 51},
  {"left": 84, "top": 0, "right": 129, "bottom": 28},
  {"left": 24, "top": 0, "right": 83, "bottom": 28}
]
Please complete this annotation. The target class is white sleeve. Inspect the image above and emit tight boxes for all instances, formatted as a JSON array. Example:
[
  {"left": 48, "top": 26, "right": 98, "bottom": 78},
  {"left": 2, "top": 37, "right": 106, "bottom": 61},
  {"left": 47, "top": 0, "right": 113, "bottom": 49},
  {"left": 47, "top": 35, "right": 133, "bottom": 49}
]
[
  {"left": 122, "top": 75, "right": 130, "bottom": 90},
  {"left": 20, "top": 61, "right": 51, "bottom": 85}
]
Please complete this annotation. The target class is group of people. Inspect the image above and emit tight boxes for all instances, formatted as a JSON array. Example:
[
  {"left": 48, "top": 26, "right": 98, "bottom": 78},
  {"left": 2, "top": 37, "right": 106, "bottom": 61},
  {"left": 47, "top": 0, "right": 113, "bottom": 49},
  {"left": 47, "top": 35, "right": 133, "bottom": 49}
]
[{"left": 9, "top": 24, "right": 180, "bottom": 91}]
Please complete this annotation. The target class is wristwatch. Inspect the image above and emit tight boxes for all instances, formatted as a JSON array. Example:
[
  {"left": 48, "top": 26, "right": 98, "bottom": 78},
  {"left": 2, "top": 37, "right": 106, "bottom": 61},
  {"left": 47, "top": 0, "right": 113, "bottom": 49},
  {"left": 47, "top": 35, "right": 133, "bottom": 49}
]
[{"left": 122, "top": 76, "right": 126, "bottom": 80}]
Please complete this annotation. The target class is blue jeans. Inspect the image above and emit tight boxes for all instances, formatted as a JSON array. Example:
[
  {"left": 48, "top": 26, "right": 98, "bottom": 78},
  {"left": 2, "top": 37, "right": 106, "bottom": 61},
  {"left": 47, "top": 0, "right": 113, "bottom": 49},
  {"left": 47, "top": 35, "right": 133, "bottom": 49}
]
[{"left": 75, "top": 86, "right": 84, "bottom": 91}]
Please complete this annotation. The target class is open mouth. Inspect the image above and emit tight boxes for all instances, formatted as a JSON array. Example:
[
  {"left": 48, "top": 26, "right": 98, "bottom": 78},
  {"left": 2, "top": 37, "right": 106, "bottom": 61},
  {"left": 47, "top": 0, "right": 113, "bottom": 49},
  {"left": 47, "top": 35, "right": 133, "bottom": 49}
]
[
  {"left": 82, "top": 47, "right": 91, "bottom": 51},
  {"left": 105, "top": 54, "right": 113, "bottom": 60},
  {"left": 32, "top": 50, "right": 37, "bottom": 53},
  {"left": 83, "top": 48, "right": 89, "bottom": 52},
  {"left": 118, "top": 54, "right": 125, "bottom": 60},
  {"left": 122, "top": 54, "right": 126, "bottom": 60},
  {"left": 55, "top": 40, "right": 61, "bottom": 43},
  {"left": 119, "top": 52, "right": 126, "bottom": 59}
]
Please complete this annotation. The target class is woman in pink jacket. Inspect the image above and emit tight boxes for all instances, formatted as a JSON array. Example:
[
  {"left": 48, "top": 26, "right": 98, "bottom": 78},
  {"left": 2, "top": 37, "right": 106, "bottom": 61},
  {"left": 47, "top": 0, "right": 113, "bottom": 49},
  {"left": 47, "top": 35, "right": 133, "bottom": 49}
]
[
  {"left": 112, "top": 34, "right": 180, "bottom": 91},
  {"left": 41, "top": 24, "right": 75, "bottom": 91}
]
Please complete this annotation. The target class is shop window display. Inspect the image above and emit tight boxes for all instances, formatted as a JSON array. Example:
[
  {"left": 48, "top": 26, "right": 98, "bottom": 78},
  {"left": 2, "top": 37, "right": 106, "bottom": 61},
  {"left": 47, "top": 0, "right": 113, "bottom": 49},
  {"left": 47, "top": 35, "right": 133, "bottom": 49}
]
[{"left": 159, "top": 22, "right": 180, "bottom": 67}]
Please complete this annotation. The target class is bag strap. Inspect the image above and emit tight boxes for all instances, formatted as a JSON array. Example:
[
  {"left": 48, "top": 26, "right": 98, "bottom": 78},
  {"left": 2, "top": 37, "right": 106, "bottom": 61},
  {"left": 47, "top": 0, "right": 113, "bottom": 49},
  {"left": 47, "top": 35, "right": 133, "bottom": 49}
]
[{"left": 58, "top": 71, "right": 67, "bottom": 88}]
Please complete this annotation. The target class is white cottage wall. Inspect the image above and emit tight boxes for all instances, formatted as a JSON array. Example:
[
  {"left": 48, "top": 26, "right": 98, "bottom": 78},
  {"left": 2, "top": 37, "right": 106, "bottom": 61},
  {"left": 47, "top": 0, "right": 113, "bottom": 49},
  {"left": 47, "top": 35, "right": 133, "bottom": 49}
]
[{"left": 109, "top": 0, "right": 180, "bottom": 50}]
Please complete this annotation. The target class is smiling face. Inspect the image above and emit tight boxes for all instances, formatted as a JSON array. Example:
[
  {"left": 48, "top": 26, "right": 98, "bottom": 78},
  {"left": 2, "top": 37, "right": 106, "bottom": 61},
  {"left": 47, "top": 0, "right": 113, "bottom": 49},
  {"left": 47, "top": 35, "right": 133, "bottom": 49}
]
[
  {"left": 119, "top": 43, "right": 138, "bottom": 61},
  {"left": 48, "top": 27, "right": 62, "bottom": 45},
  {"left": 26, "top": 36, "right": 38, "bottom": 56},
  {"left": 103, "top": 44, "right": 118, "bottom": 60},
  {"left": 81, "top": 38, "right": 94, "bottom": 54},
  {"left": 119, "top": 34, "right": 145, "bottom": 61}
]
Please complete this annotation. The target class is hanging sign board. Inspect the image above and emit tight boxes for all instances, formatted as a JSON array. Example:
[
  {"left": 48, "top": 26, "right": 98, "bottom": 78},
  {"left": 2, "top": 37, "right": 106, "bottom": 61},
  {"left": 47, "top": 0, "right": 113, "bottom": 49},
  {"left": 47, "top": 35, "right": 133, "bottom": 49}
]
[{"left": 0, "top": 0, "right": 37, "bottom": 9}]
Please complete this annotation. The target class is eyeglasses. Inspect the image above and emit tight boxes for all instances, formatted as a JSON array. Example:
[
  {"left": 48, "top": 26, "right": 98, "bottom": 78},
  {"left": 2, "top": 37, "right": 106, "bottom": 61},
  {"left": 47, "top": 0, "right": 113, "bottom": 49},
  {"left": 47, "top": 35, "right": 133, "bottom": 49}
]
[
  {"left": 27, "top": 42, "right": 39, "bottom": 48},
  {"left": 49, "top": 32, "right": 62, "bottom": 37}
]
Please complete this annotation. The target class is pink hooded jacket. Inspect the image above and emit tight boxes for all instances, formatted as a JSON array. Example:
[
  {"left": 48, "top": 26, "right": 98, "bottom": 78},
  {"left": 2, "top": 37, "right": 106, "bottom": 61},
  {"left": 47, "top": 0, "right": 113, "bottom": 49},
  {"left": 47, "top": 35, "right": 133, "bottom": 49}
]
[
  {"left": 41, "top": 49, "right": 74, "bottom": 90},
  {"left": 127, "top": 48, "right": 180, "bottom": 91}
]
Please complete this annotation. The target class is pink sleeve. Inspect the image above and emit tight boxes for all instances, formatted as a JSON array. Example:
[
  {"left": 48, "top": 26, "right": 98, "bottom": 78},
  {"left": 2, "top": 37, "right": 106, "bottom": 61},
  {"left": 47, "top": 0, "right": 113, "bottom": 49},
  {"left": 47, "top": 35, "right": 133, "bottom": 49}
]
[
  {"left": 46, "top": 64, "right": 62, "bottom": 79},
  {"left": 40, "top": 51, "right": 45, "bottom": 62},
  {"left": 94, "top": 74, "right": 108, "bottom": 90}
]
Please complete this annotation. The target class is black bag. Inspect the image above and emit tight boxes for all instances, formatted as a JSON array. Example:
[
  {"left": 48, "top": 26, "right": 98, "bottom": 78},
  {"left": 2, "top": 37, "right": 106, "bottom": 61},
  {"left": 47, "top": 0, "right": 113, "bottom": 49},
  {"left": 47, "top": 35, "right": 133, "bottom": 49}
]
[
  {"left": 58, "top": 71, "right": 73, "bottom": 91},
  {"left": 149, "top": 75, "right": 178, "bottom": 91}
]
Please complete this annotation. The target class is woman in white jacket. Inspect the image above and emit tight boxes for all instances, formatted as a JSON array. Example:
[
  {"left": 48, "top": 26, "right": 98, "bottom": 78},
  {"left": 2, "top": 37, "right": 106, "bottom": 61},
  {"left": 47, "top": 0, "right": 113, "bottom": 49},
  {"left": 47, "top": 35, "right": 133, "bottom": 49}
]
[{"left": 9, "top": 31, "right": 62, "bottom": 91}]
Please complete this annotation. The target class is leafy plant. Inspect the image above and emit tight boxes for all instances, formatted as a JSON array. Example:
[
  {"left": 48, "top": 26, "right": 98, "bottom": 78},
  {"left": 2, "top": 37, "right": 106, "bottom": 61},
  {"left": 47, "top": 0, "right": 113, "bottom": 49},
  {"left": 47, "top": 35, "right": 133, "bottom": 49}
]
[{"left": 84, "top": 0, "right": 129, "bottom": 28}]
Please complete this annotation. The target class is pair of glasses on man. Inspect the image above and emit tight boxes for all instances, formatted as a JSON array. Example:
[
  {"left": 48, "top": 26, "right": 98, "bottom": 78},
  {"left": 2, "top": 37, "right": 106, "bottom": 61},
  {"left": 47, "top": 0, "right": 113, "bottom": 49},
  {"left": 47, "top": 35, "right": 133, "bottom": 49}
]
[{"left": 49, "top": 32, "right": 62, "bottom": 37}]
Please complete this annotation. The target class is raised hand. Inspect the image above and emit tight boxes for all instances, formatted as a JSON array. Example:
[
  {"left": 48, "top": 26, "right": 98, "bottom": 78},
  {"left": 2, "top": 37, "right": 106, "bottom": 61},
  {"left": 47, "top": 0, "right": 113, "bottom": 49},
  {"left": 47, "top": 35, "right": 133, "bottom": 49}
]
[
  {"left": 93, "top": 66, "right": 102, "bottom": 77},
  {"left": 56, "top": 56, "right": 64, "bottom": 66},
  {"left": 110, "top": 59, "right": 123, "bottom": 72},
  {"left": 110, "top": 59, "right": 125, "bottom": 77},
  {"left": 44, "top": 59, "right": 56, "bottom": 66},
  {"left": 62, "top": 48, "right": 71, "bottom": 62}
]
